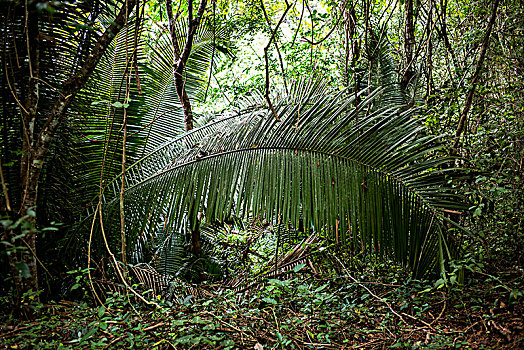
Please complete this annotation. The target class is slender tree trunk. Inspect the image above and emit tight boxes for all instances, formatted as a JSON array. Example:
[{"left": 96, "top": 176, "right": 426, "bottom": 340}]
[
  {"left": 191, "top": 219, "right": 203, "bottom": 256},
  {"left": 344, "top": 2, "right": 358, "bottom": 88},
  {"left": 165, "top": 0, "right": 208, "bottom": 254},
  {"left": 175, "top": 77, "right": 195, "bottom": 131},
  {"left": 451, "top": 0, "right": 500, "bottom": 155},
  {"left": 166, "top": 0, "right": 208, "bottom": 132},
  {"left": 436, "top": 0, "right": 457, "bottom": 69},
  {"left": 402, "top": 0, "right": 416, "bottom": 89},
  {"left": 6, "top": 0, "right": 137, "bottom": 313},
  {"left": 9, "top": 4, "right": 41, "bottom": 311},
  {"left": 425, "top": 0, "right": 434, "bottom": 104}
]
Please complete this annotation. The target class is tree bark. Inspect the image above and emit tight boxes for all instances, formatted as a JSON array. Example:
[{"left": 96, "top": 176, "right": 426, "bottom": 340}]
[
  {"left": 402, "top": 0, "right": 416, "bottom": 89},
  {"left": 425, "top": 0, "right": 434, "bottom": 104},
  {"left": 344, "top": 2, "right": 358, "bottom": 87},
  {"left": 435, "top": 0, "right": 458, "bottom": 69},
  {"left": 12, "top": 4, "right": 41, "bottom": 309},
  {"left": 8, "top": 0, "right": 137, "bottom": 311},
  {"left": 166, "top": 0, "right": 208, "bottom": 132},
  {"left": 451, "top": 0, "right": 500, "bottom": 155},
  {"left": 260, "top": 0, "right": 291, "bottom": 122},
  {"left": 165, "top": 0, "right": 208, "bottom": 254}
]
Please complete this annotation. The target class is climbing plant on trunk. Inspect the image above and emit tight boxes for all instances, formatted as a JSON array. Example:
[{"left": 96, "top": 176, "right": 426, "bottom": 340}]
[{"left": 0, "top": 0, "right": 137, "bottom": 311}]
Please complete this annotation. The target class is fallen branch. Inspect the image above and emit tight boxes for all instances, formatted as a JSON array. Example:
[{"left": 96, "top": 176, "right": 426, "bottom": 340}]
[{"left": 332, "top": 255, "right": 410, "bottom": 327}]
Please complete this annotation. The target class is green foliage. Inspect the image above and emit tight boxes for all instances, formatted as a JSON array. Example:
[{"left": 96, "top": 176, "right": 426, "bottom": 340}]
[
  {"left": 1, "top": 245, "right": 523, "bottom": 348},
  {"left": 99, "top": 78, "right": 465, "bottom": 279},
  {"left": 1, "top": 5, "right": 522, "bottom": 350}
]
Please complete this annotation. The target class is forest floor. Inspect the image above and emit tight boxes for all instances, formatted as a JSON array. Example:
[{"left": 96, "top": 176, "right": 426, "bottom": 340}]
[{"left": 1, "top": 264, "right": 523, "bottom": 349}]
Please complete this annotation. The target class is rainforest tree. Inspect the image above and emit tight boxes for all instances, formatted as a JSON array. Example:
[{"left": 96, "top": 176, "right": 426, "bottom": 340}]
[
  {"left": 1, "top": 0, "right": 140, "bottom": 310},
  {"left": 1, "top": 0, "right": 522, "bottom": 320}
]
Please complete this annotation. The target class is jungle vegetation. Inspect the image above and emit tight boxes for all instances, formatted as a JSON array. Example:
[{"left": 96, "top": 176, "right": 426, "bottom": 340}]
[{"left": 1, "top": 0, "right": 523, "bottom": 348}]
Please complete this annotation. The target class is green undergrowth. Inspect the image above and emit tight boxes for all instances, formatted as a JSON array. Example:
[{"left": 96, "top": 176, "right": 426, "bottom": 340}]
[{"left": 1, "top": 259, "right": 523, "bottom": 349}]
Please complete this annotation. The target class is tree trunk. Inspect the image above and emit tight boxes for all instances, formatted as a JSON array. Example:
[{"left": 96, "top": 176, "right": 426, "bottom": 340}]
[
  {"left": 4, "top": 0, "right": 137, "bottom": 314},
  {"left": 166, "top": 0, "right": 208, "bottom": 132},
  {"left": 165, "top": 0, "right": 208, "bottom": 255},
  {"left": 175, "top": 65, "right": 195, "bottom": 131},
  {"left": 344, "top": 2, "right": 359, "bottom": 87},
  {"left": 10, "top": 4, "right": 41, "bottom": 312},
  {"left": 425, "top": 0, "right": 434, "bottom": 105},
  {"left": 451, "top": 0, "right": 500, "bottom": 155},
  {"left": 402, "top": 0, "right": 416, "bottom": 89}
]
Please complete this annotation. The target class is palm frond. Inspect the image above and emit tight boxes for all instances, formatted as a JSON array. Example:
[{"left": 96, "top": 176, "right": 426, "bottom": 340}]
[
  {"left": 0, "top": 0, "right": 127, "bottom": 213},
  {"left": 57, "top": 12, "right": 147, "bottom": 261},
  {"left": 100, "top": 79, "right": 464, "bottom": 278}
]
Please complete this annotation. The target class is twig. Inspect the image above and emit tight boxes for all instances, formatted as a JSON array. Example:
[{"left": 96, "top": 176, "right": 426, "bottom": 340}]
[
  {"left": 290, "top": 0, "right": 305, "bottom": 49},
  {"left": 202, "top": 311, "right": 256, "bottom": 341},
  {"left": 98, "top": 206, "right": 162, "bottom": 309},
  {"left": 32, "top": 77, "right": 67, "bottom": 98},
  {"left": 142, "top": 322, "right": 166, "bottom": 331},
  {"left": 203, "top": 2, "right": 216, "bottom": 103},
  {"left": 105, "top": 334, "right": 126, "bottom": 348},
  {"left": 429, "top": 297, "right": 446, "bottom": 326},
  {"left": 302, "top": 341, "right": 337, "bottom": 348},
  {"left": 489, "top": 319, "right": 512, "bottom": 342},
  {"left": 303, "top": 0, "right": 354, "bottom": 46},
  {"left": 20, "top": 237, "right": 52, "bottom": 278},
  {"left": 260, "top": 0, "right": 289, "bottom": 94},
  {"left": 462, "top": 320, "right": 480, "bottom": 333},
  {"left": 0, "top": 324, "right": 35, "bottom": 337},
  {"left": 3, "top": 60, "right": 29, "bottom": 115},
  {"left": 333, "top": 255, "right": 409, "bottom": 326},
  {"left": 352, "top": 339, "right": 383, "bottom": 348},
  {"left": 401, "top": 312, "right": 435, "bottom": 330}
]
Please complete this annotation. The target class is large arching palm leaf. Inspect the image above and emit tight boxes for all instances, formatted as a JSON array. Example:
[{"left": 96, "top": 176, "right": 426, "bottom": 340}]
[{"left": 100, "top": 79, "right": 463, "bottom": 278}]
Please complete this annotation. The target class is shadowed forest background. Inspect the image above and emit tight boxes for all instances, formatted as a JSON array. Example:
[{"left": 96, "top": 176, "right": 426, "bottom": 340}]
[{"left": 1, "top": 0, "right": 523, "bottom": 348}]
